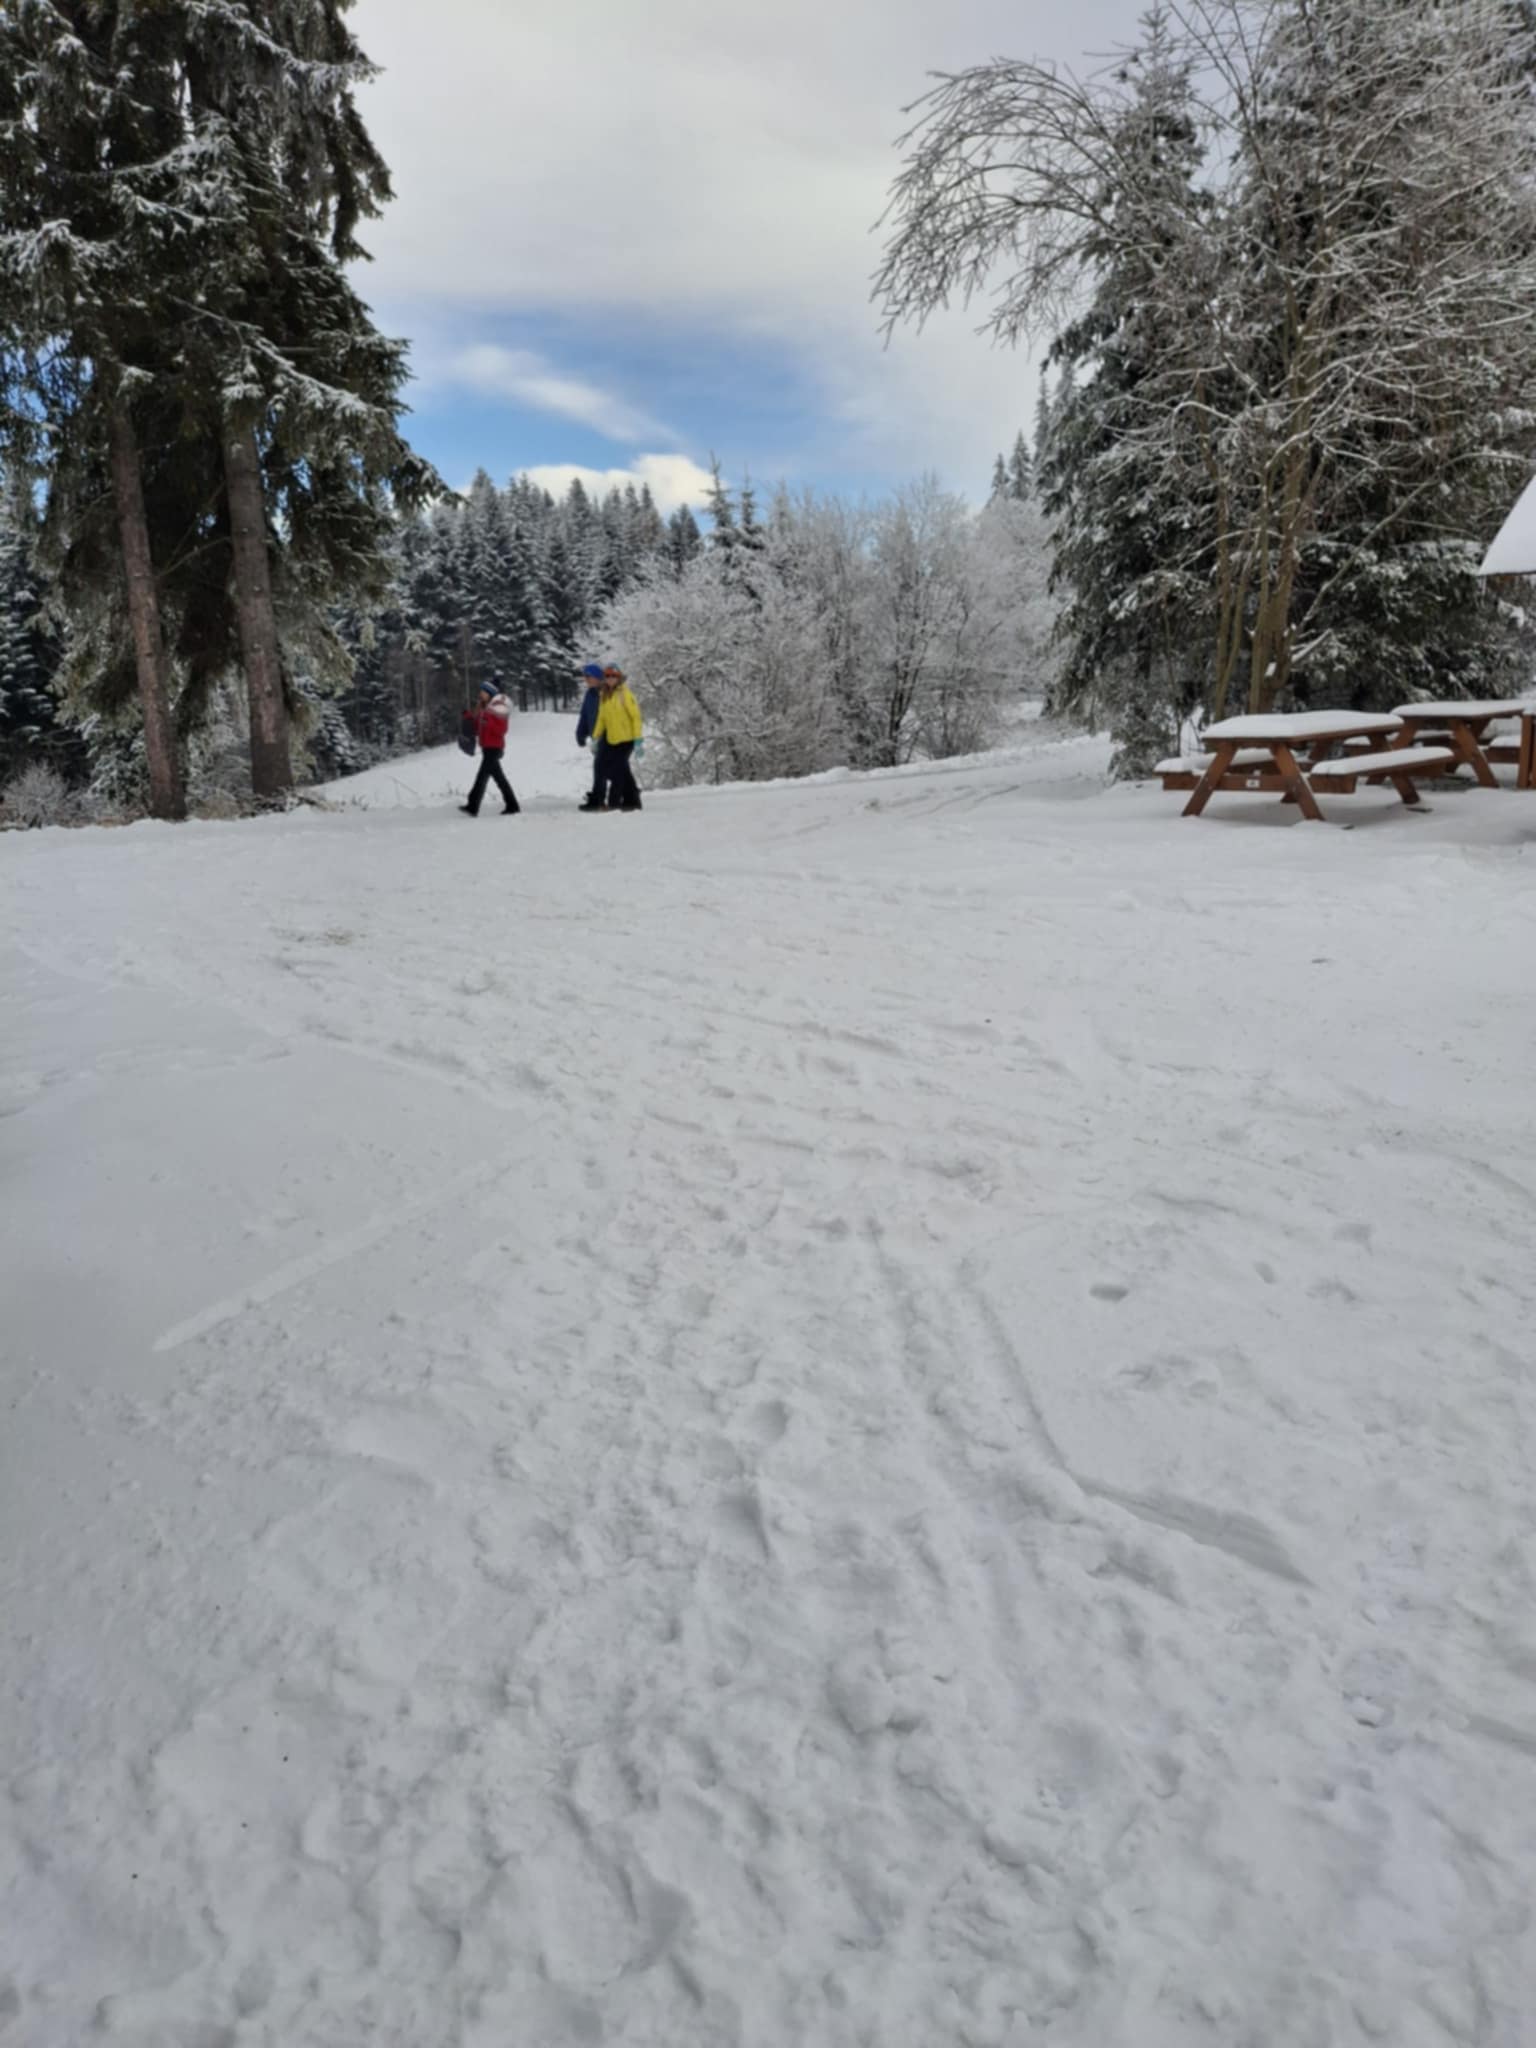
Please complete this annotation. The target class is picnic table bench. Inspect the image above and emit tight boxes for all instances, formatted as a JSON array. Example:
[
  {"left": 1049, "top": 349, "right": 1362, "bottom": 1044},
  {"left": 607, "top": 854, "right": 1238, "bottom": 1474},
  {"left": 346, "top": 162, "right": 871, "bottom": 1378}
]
[
  {"left": 1160, "top": 713, "right": 1453, "bottom": 821},
  {"left": 1389, "top": 701, "right": 1530, "bottom": 788}
]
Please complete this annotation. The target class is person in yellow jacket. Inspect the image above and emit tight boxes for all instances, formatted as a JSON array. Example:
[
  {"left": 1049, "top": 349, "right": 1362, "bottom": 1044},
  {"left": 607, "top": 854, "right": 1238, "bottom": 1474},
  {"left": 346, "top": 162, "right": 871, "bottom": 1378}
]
[{"left": 590, "top": 665, "right": 644, "bottom": 812}]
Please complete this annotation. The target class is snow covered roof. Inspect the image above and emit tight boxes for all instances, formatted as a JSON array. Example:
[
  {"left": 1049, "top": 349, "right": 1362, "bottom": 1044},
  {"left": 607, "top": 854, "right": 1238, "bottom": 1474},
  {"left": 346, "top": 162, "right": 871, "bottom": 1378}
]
[{"left": 1478, "top": 473, "right": 1536, "bottom": 576}]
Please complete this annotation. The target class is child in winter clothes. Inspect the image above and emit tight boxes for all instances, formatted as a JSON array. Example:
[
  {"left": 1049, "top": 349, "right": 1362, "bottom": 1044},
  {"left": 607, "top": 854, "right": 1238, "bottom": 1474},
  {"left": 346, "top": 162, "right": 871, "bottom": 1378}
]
[
  {"left": 575, "top": 662, "right": 608, "bottom": 811},
  {"left": 592, "top": 666, "right": 643, "bottom": 811},
  {"left": 461, "top": 679, "right": 520, "bottom": 816}
]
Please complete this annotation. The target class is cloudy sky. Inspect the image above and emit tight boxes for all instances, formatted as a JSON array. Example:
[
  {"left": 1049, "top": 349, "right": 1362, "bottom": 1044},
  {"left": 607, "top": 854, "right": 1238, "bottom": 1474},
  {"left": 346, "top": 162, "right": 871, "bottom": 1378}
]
[{"left": 352, "top": 0, "right": 1141, "bottom": 511}]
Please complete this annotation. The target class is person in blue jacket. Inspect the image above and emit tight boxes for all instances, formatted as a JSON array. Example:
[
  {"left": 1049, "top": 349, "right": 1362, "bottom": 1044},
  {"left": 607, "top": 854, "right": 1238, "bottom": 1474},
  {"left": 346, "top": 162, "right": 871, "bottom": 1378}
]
[{"left": 576, "top": 662, "right": 609, "bottom": 811}]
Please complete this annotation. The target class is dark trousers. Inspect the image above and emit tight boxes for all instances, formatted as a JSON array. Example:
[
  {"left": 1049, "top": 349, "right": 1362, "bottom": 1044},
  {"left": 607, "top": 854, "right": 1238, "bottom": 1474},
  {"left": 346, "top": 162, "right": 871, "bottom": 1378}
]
[
  {"left": 467, "top": 747, "right": 517, "bottom": 814},
  {"left": 605, "top": 740, "right": 641, "bottom": 810},
  {"left": 588, "top": 739, "right": 611, "bottom": 804}
]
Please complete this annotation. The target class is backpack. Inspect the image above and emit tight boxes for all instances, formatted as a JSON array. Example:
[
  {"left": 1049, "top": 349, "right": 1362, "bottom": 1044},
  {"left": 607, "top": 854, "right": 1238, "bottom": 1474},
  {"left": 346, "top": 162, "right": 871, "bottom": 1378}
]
[{"left": 458, "top": 710, "right": 478, "bottom": 757}]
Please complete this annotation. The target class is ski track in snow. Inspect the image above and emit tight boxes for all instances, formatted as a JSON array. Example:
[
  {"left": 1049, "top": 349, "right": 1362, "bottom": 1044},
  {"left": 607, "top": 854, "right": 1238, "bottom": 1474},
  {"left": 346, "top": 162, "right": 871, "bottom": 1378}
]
[{"left": 2, "top": 723, "right": 1535, "bottom": 2046}]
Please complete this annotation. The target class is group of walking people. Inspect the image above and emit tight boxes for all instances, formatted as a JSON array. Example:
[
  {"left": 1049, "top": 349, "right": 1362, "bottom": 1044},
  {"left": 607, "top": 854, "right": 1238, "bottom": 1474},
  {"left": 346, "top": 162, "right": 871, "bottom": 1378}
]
[{"left": 459, "top": 662, "right": 644, "bottom": 817}]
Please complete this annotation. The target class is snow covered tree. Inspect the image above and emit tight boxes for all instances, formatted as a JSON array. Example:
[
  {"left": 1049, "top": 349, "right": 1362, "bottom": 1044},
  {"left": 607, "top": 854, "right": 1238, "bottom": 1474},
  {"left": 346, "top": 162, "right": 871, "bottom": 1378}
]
[
  {"left": 878, "top": 0, "right": 1536, "bottom": 768},
  {"left": 666, "top": 504, "right": 704, "bottom": 577},
  {"left": 987, "top": 433, "right": 1035, "bottom": 505},
  {"left": 1204, "top": 0, "right": 1536, "bottom": 714},
  {"left": 856, "top": 477, "right": 1007, "bottom": 767},
  {"left": 0, "top": 0, "right": 439, "bottom": 808},
  {"left": 1006, "top": 432, "right": 1033, "bottom": 504},
  {"left": 1036, "top": 18, "right": 1216, "bottom": 767},
  {"left": 597, "top": 547, "right": 843, "bottom": 786},
  {"left": 0, "top": 2, "right": 225, "bottom": 816},
  {"left": 739, "top": 476, "right": 766, "bottom": 553},
  {"left": 0, "top": 491, "right": 73, "bottom": 784},
  {"left": 175, "top": 0, "right": 441, "bottom": 793},
  {"left": 704, "top": 458, "right": 740, "bottom": 558}
]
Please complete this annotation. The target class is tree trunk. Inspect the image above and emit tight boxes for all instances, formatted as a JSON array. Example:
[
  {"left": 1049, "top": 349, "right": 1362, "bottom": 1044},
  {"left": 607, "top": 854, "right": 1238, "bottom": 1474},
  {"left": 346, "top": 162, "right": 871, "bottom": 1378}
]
[
  {"left": 222, "top": 421, "right": 291, "bottom": 798},
  {"left": 107, "top": 394, "right": 185, "bottom": 821}
]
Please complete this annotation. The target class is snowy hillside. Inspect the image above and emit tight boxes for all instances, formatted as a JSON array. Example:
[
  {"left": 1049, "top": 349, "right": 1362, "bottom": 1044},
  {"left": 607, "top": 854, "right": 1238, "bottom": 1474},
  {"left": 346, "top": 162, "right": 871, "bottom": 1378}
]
[{"left": 3, "top": 733, "right": 1535, "bottom": 2048}]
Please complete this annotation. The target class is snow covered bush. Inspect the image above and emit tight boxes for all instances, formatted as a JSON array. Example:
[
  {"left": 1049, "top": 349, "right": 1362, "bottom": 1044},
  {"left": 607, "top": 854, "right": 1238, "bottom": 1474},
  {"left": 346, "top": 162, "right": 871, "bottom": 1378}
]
[
  {"left": 78, "top": 719, "right": 151, "bottom": 818},
  {"left": 187, "top": 687, "right": 253, "bottom": 808},
  {"left": 598, "top": 553, "right": 843, "bottom": 787},
  {"left": 599, "top": 479, "right": 1056, "bottom": 786},
  {"left": 2, "top": 762, "right": 72, "bottom": 828}
]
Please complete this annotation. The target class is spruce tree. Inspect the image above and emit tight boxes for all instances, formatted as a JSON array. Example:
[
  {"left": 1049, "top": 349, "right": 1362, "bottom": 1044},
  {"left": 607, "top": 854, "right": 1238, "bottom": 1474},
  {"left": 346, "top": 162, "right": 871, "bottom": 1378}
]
[
  {"left": 1007, "top": 431, "right": 1033, "bottom": 502},
  {"left": 704, "top": 458, "right": 740, "bottom": 556},
  {"left": 0, "top": 492, "right": 69, "bottom": 783},
  {"left": 739, "top": 476, "right": 766, "bottom": 552},
  {"left": 666, "top": 505, "right": 703, "bottom": 577},
  {"left": 1037, "top": 24, "right": 1213, "bottom": 763},
  {"left": 0, "top": 2, "right": 222, "bottom": 816},
  {"left": 176, "top": 0, "right": 440, "bottom": 793}
]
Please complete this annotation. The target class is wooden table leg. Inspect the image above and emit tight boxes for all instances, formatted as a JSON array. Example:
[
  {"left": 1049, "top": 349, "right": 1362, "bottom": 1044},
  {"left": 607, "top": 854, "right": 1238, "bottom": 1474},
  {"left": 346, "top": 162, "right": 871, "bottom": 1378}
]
[
  {"left": 1519, "top": 713, "right": 1535, "bottom": 792},
  {"left": 1447, "top": 722, "right": 1500, "bottom": 789},
  {"left": 1271, "top": 743, "right": 1324, "bottom": 821},
  {"left": 1182, "top": 741, "right": 1238, "bottom": 818},
  {"left": 1387, "top": 771, "right": 1422, "bottom": 807}
]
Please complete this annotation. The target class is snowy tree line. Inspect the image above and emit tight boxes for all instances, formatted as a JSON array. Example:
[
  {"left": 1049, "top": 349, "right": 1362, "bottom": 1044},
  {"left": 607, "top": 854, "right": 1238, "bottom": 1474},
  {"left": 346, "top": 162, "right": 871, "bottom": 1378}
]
[
  {"left": 311, "top": 470, "right": 702, "bottom": 779},
  {"left": 315, "top": 452, "right": 1056, "bottom": 786},
  {"left": 1, "top": 450, "right": 1055, "bottom": 809},
  {"left": 883, "top": 0, "right": 1536, "bottom": 774},
  {"left": 597, "top": 464, "right": 1057, "bottom": 785}
]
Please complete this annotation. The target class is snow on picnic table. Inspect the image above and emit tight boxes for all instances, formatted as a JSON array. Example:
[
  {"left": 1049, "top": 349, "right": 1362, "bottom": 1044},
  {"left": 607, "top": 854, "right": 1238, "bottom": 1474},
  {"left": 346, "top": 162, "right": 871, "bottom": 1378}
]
[{"left": 2, "top": 728, "right": 1535, "bottom": 2048}]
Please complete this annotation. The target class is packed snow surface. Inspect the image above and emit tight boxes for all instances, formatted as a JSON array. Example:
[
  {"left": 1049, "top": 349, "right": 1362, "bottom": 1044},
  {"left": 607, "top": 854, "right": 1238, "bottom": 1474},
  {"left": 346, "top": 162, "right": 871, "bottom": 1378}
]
[{"left": 3, "top": 724, "right": 1535, "bottom": 2047}]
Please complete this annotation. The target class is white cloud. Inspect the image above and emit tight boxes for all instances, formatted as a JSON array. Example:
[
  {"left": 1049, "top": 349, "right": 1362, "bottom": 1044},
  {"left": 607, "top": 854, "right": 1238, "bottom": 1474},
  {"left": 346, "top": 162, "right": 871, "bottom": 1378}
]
[
  {"left": 520, "top": 454, "right": 716, "bottom": 516},
  {"left": 450, "top": 344, "right": 673, "bottom": 446},
  {"left": 353, "top": 0, "right": 1144, "bottom": 488}
]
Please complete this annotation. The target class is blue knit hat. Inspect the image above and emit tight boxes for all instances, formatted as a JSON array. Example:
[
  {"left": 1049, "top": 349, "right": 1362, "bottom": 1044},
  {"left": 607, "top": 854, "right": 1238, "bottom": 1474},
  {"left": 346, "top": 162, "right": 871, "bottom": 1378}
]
[
  {"left": 581, "top": 662, "right": 605, "bottom": 681},
  {"left": 478, "top": 681, "right": 495, "bottom": 696}
]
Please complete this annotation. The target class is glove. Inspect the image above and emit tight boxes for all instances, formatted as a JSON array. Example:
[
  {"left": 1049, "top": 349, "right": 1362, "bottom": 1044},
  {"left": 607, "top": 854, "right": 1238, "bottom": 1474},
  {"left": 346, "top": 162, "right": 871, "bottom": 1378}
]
[
  {"left": 634, "top": 739, "right": 646, "bottom": 761},
  {"left": 578, "top": 737, "right": 588, "bottom": 749}
]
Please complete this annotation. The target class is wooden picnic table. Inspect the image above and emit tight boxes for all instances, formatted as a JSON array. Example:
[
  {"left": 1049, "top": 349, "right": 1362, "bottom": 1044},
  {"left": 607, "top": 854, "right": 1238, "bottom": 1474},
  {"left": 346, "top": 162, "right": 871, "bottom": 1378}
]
[
  {"left": 1389, "top": 701, "right": 1529, "bottom": 789},
  {"left": 1180, "top": 712, "right": 1409, "bottom": 821}
]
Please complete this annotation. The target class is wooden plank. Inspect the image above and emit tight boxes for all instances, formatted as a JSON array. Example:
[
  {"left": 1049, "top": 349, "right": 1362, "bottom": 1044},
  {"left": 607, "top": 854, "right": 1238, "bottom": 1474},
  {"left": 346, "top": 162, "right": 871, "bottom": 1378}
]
[
  {"left": 1182, "top": 740, "right": 1239, "bottom": 817},
  {"left": 1446, "top": 721, "right": 1500, "bottom": 789},
  {"left": 1270, "top": 742, "right": 1324, "bottom": 822}
]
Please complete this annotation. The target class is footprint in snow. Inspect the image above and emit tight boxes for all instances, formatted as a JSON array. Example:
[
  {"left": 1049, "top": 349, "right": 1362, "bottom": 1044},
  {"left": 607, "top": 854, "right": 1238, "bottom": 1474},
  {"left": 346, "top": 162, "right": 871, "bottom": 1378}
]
[{"left": 743, "top": 1397, "right": 790, "bottom": 1446}]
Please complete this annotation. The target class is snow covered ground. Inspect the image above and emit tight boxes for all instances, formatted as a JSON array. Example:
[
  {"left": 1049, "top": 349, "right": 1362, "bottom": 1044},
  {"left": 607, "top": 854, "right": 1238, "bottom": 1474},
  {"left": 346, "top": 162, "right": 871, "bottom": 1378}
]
[{"left": 3, "top": 726, "right": 1535, "bottom": 2048}]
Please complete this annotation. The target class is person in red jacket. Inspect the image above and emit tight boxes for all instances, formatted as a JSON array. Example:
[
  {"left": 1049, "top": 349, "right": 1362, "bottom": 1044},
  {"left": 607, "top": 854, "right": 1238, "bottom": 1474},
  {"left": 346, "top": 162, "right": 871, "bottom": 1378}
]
[{"left": 460, "top": 679, "right": 520, "bottom": 816}]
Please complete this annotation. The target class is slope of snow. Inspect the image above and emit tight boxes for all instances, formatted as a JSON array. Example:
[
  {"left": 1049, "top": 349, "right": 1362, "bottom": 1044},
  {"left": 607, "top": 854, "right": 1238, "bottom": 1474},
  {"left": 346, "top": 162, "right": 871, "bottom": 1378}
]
[
  {"left": 320, "top": 712, "right": 592, "bottom": 811},
  {"left": 3, "top": 733, "right": 1535, "bottom": 2048}
]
